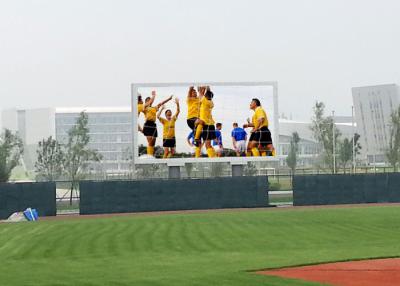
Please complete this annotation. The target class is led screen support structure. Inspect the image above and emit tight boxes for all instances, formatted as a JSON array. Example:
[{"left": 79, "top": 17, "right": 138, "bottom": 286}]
[{"left": 131, "top": 82, "right": 279, "bottom": 170}]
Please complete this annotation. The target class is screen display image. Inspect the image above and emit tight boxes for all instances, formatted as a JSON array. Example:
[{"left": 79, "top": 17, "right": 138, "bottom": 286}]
[{"left": 132, "top": 82, "right": 278, "bottom": 164}]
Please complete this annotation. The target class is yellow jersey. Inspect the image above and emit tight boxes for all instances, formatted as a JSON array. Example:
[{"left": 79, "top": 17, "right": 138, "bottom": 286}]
[
  {"left": 159, "top": 117, "right": 176, "bottom": 139},
  {"left": 138, "top": 103, "right": 144, "bottom": 116},
  {"left": 187, "top": 97, "right": 201, "bottom": 119},
  {"left": 199, "top": 97, "right": 215, "bottom": 125},
  {"left": 144, "top": 106, "right": 158, "bottom": 122},
  {"left": 252, "top": 106, "right": 268, "bottom": 129}
]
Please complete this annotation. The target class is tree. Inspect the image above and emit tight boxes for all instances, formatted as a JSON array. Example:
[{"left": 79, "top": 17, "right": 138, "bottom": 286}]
[
  {"left": 386, "top": 107, "right": 400, "bottom": 171},
  {"left": 0, "top": 129, "right": 24, "bottom": 182},
  {"left": 137, "top": 164, "right": 160, "bottom": 178},
  {"left": 64, "top": 112, "right": 102, "bottom": 204},
  {"left": 211, "top": 162, "right": 225, "bottom": 177},
  {"left": 310, "top": 102, "right": 341, "bottom": 173},
  {"left": 35, "top": 136, "right": 65, "bottom": 181},
  {"left": 338, "top": 134, "right": 361, "bottom": 173},
  {"left": 286, "top": 132, "right": 300, "bottom": 176},
  {"left": 185, "top": 163, "right": 194, "bottom": 178},
  {"left": 244, "top": 162, "right": 257, "bottom": 176}
]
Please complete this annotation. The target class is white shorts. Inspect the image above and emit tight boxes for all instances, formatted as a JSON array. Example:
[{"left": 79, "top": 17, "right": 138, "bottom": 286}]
[{"left": 235, "top": 140, "right": 246, "bottom": 153}]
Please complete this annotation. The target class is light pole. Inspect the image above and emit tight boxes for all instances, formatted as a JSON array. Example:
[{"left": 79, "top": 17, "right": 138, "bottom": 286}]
[
  {"left": 332, "top": 110, "right": 336, "bottom": 174},
  {"left": 352, "top": 106, "right": 356, "bottom": 173}
]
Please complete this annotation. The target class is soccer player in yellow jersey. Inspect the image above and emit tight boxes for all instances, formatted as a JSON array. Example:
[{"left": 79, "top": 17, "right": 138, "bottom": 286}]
[
  {"left": 157, "top": 98, "right": 180, "bottom": 158},
  {"left": 143, "top": 91, "right": 173, "bottom": 156},
  {"left": 186, "top": 86, "right": 200, "bottom": 130},
  {"left": 138, "top": 94, "right": 144, "bottom": 116},
  {"left": 193, "top": 86, "right": 210, "bottom": 157},
  {"left": 187, "top": 86, "right": 206, "bottom": 157},
  {"left": 137, "top": 94, "right": 144, "bottom": 133},
  {"left": 243, "top": 98, "right": 274, "bottom": 157},
  {"left": 196, "top": 89, "right": 216, "bottom": 158}
]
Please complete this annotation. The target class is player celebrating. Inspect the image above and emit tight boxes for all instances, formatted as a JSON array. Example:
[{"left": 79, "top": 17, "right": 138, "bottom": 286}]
[
  {"left": 231, "top": 122, "right": 247, "bottom": 156},
  {"left": 137, "top": 94, "right": 144, "bottom": 116},
  {"left": 197, "top": 88, "right": 216, "bottom": 158},
  {"left": 243, "top": 98, "right": 273, "bottom": 157},
  {"left": 137, "top": 94, "right": 144, "bottom": 133},
  {"left": 186, "top": 86, "right": 200, "bottom": 130},
  {"left": 157, "top": 98, "right": 180, "bottom": 158},
  {"left": 186, "top": 86, "right": 203, "bottom": 157},
  {"left": 143, "top": 91, "right": 173, "bottom": 156},
  {"left": 193, "top": 86, "right": 208, "bottom": 157}
]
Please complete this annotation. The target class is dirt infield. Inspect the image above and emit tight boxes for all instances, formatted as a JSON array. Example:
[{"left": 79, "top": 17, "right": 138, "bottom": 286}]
[{"left": 258, "top": 258, "right": 400, "bottom": 286}]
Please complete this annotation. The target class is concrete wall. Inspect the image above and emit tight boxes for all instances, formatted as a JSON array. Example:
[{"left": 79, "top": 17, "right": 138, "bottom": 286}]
[
  {"left": 80, "top": 176, "right": 269, "bottom": 215},
  {"left": 0, "top": 182, "right": 56, "bottom": 219},
  {"left": 293, "top": 174, "right": 400, "bottom": 206}
]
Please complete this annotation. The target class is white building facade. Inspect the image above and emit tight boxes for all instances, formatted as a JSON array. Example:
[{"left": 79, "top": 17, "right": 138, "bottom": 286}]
[
  {"left": 352, "top": 84, "right": 400, "bottom": 164},
  {"left": 1, "top": 107, "right": 132, "bottom": 172},
  {"left": 278, "top": 118, "right": 355, "bottom": 167},
  {"left": 2, "top": 106, "right": 356, "bottom": 172}
]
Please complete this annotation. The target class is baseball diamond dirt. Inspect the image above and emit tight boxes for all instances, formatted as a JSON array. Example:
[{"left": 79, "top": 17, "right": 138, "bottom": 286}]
[{"left": 258, "top": 258, "right": 400, "bottom": 286}]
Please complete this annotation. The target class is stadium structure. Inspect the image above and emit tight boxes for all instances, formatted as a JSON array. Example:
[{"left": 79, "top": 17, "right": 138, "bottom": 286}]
[{"left": 1, "top": 107, "right": 355, "bottom": 172}]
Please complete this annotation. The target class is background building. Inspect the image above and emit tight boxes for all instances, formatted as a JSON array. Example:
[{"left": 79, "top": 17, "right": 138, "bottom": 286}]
[
  {"left": 1, "top": 107, "right": 356, "bottom": 173},
  {"left": 1, "top": 107, "right": 132, "bottom": 173},
  {"left": 278, "top": 118, "right": 355, "bottom": 167},
  {"left": 352, "top": 84, "right": 400, "bottom": 164}
]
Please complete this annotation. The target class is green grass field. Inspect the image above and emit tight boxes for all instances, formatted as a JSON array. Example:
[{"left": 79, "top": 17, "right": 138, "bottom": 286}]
[{"left": 1, "top": 206, "right": 400, "bottom": 286}]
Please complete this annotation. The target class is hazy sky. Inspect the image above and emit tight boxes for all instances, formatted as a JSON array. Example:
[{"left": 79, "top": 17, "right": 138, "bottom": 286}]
[{"left": 1, "top": 0, "right": 400, "bottom": 120}]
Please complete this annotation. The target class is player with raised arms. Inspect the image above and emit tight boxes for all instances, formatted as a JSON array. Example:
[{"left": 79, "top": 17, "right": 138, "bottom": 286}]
[
  {"left": 186, "top": 86, "right": 202, "bottom": 157},
  {"left": 186, "top": 86, "right": 200, "bottom": 130},
  {"left": 243, "top": 98, "right": 273, "bottom": 157},
  {"left": 157, "top": 98, "right": 180, "bottom": 158},
  {"left": 193, "top": 86, "right": 208, "bottom": 157},
  {"left": 143, "top": 91, "right": 173, "bottom": 156},
  {"left": 137, "top": 94, "right": 144, "bottom": 133},
  {"left": 197, "top": 88, "right": 216, "bottom": 158}
]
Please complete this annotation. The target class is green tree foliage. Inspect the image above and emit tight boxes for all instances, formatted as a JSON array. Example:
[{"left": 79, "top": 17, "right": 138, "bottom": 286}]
[
  {"left": 64, "top": 112, "right": 102, "bottom": 204},
  {"left": 338, "top": 134, "right": 361, "bottom": 173},
  {"left": 0, "top": 129, "right": 24, "bottom": 182},
  {"left": 185, "top": 163, "right": 194, "bottom": 178},
  {"left": 244, "top": 162, "right": 257, "bottom": 176},
  {"left": 137, "top": 164, "right": 160, "bottom": 178},
  {"left": 35, "top": 136, "right": 65, "bottom": 181},
  {"left": 310, "top": 101, "right": 341, "bottom": 172},
  {"left": 286, "top": 132, "right": 300, "bottom": 175},
  {"left": 386, "top": 106, "right": 400, "bottom": 171},
  {"left": 211, "top": 162, "right": 225, "bottom": 177}
]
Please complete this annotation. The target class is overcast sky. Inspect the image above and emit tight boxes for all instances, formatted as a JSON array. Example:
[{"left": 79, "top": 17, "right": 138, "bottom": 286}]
[{"left": 1, "top": 0, "right": 400, "bottom": 120}]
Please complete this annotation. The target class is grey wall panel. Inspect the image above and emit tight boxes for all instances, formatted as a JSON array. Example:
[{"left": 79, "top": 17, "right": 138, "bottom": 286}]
[
  {"left": 0, "top": 182, "right": 56, "bottom": 219},
  {"left": 80, "top": 176, "right": 269, "bottom": 215},
  {"left": 293, "top": 174, "right": 400, "bottom": 206}
]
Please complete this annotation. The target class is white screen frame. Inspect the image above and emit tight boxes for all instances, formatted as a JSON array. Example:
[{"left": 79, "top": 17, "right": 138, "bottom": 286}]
[{"left": 131, "top": 82, "right": 279, "bottom": 166}]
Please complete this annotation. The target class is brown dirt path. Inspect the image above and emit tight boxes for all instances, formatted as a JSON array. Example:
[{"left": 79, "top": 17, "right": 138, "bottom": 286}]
[{"left": 258, "top": 258, "right": 400, "bottom": 286}]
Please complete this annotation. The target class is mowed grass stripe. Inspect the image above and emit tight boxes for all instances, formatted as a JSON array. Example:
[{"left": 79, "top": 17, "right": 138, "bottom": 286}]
[{"left": 1, "top": 206, "right": 400, "bottom": 286}]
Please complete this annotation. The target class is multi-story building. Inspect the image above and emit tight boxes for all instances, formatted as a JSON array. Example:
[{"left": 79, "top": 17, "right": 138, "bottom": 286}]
[
  {"left": 352, "top": 84, "right": 400, "bottom": 164},
  {"left": 2, "top": 106, "right": 356, "bottom": 172},
  {"left": 1, "top": 107, "right": 132, "bottom": 172},
  {"left": 55, "top": 108, "right": 132, "bottom": 172},
  {"left": 278, "top": 118, "right": 355, "bottom": 167}
]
